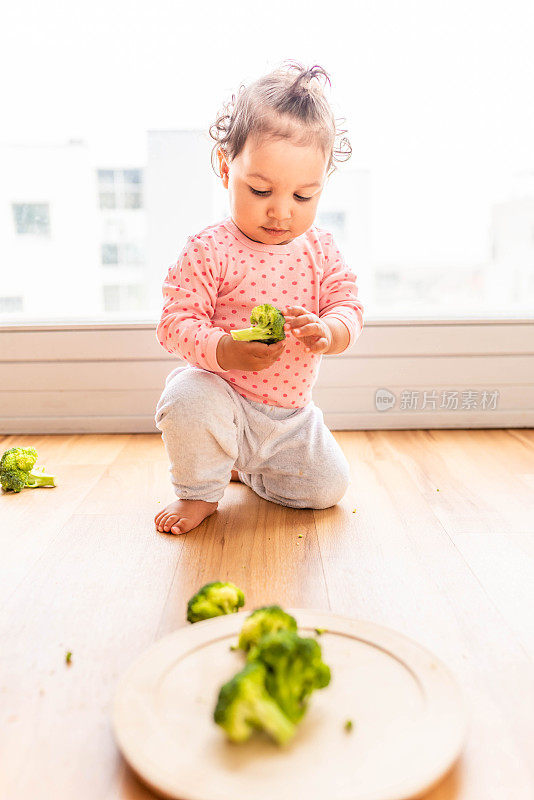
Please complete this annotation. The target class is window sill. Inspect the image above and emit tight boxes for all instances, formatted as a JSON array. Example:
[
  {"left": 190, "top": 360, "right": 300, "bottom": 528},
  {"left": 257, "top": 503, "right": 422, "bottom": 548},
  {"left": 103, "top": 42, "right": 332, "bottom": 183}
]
[{"left": 1, "top": 318, "right": 533, "bottom": 432}]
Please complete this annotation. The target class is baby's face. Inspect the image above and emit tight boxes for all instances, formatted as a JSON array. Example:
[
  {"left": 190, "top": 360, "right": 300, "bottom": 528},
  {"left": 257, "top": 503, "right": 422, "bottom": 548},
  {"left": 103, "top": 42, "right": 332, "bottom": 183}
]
[{"left": 219, "top": 133, "right": 328, "bottom": 245}]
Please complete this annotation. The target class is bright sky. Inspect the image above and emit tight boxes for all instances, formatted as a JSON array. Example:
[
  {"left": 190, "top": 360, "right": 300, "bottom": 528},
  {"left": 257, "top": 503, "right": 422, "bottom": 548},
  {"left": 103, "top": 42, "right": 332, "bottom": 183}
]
[{"left": 1, "top": 0, "right": 533, "bottom": 264}]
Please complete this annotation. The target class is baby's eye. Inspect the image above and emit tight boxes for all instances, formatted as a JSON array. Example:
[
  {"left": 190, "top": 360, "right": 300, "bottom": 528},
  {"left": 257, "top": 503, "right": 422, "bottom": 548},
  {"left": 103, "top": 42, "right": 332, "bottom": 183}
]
[{"left": 249, "top": 188, "right": 312, "bottom": 202}]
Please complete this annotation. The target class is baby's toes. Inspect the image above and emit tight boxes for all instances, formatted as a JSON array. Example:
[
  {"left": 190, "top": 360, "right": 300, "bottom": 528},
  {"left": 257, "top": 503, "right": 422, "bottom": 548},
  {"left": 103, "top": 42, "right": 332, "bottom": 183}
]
[
  {"left": 163, "top": 514, "right": 181, "bottom": 531},
  {"left": 156, "top": 513, "right": 173, "bottom": 531},
  {"left": 171, "top": 519, "right": 186, "bottom": 534}
]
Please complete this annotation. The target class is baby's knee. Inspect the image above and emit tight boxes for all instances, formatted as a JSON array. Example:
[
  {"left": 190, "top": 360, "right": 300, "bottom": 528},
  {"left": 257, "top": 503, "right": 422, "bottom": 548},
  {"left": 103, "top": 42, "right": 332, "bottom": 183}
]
[{"left": 309, "top": 457, "right": 350, "bottom": 509}]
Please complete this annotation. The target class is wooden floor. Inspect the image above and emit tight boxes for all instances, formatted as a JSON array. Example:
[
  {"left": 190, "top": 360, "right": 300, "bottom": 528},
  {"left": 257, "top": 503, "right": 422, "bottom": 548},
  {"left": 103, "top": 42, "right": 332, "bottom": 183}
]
[{"left": 1, "top": 429, "right": 533, "bottom": 799}]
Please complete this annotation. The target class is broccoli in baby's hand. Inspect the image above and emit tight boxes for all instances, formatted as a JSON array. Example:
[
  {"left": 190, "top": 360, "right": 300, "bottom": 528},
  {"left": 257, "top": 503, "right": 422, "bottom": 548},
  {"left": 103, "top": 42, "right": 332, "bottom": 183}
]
[
  {"left": 213, "top": 660, "right": 296, "bottom": 745},
  {"left": 238, "top": 605, "right": 297, "bottom": 652},
  {"left": 0, "top": 447, "right": 57, "bottom": 493},
  {"left": 247, "top": 629, "right": 331, "bottom": 723},
  {"left": 230, "top": 304, "right": 286, "bottom": 344},
  {"left": 187, "top": 581, "right": 245, "bottom": 623}
]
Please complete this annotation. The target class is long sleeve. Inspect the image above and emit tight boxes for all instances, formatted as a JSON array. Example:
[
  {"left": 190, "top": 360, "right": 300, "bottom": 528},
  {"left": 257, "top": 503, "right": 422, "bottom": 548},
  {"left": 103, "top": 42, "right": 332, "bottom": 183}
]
[
  {"left": 318, "top": 233, "right": 364, "bottom": 349},
  {"left": 156, "top": 235, "right": 230, "bottom": 373}
]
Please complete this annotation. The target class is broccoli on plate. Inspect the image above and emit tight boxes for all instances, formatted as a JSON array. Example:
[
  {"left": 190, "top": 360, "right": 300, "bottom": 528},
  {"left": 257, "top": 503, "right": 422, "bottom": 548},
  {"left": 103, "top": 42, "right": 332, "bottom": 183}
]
[
  {"left": 230, "top": 304, "right": 286, "bottom": 344},
  {"left": 213, "top": 660, "right": 295, "bottom": 745},
  {"left": 187, "top": 581, "right": 245, "bottom": 623},
  {"left": 238, "top": 605, "right": 297, "bottom": 652},
  {"left": 0, "top": 447, "right": 57, "bottom": 493},
  {"left": 247, "top": 629, "right": 331, "bottom": 723}
]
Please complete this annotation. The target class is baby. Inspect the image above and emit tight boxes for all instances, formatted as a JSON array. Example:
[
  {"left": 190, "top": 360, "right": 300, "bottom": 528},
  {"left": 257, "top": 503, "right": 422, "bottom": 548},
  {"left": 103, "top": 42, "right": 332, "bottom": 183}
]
[{"left": 154, "top": 60, "right": 364, "bottom": 535}]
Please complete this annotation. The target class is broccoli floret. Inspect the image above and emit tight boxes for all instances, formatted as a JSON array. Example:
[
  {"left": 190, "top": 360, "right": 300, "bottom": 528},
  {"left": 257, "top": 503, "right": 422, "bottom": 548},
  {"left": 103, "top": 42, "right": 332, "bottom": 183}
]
[
  {"left": 238, "top": 605, "right": 297, "bottom": 652},
  {"left": 230, "top": 304, "right": 286, "bottom": 344},
  {"left": 213, "top": 661, "right": 295, "bottom": 745},
  {"left": 247, "top": 629, "right": 331, "bottom": 724},
  {"left": 0, "top": 447, "right": 56, "bottom": 493},
  {"left": 187, "top": 581, "right": 245, "bottom": 623},
  {"left": 1, "top": 468, "right": 26, "bottom": 492}
]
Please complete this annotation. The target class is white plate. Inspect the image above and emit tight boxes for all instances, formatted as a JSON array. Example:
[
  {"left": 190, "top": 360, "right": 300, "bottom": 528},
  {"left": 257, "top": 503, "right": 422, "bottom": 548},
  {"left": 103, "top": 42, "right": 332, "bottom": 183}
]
[{"left": 112, "top": 609, "right": 467, "bottom": 800}]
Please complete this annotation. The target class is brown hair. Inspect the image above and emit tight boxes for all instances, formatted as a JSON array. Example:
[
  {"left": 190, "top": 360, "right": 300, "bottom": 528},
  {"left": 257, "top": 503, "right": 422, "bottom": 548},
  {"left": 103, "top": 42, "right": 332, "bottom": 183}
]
[{"left": 209, "top": 60, "right": 352, "bottom": 180}]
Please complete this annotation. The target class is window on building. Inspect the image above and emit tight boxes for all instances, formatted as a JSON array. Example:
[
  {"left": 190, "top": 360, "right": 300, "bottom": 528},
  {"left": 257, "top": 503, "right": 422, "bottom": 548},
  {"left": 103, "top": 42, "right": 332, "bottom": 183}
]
[
  {"left": 97, "top": 169, "right": 115, "bottom": 185},
  {"left": 124, "top": 191, "right": 142, "bottom": 209},
  {"left": 0, "top": 296, "right": 24, "bottom": 312},
  {"left": 99, "top": 192, "right": 116, "bottom": 210},
  {"left": 12, "top": 204, "right": 50, "bottom": 236},
  {"left": 121, "top": 243, "right": 144, "bottom": 264},
  {"left": 101, "top": 243, "right": 119, "bottom": 264},
  {"left": 123, "top": 169, "right": 141, "bottom": 184},
  {"left": 101, "top": 243, "right": 144, "bottom": 266},
  {"left": 98, "top": 169, "right": 143, "bottom": 210}
]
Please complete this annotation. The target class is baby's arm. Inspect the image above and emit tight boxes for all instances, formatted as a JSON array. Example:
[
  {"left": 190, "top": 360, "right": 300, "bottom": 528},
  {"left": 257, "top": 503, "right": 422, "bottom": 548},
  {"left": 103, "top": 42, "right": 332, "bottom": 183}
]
[
  {"left": 318, "top": 232, "right": 364, "bottom": 352},
  {"left": 156, "top": 235, "right": 229, "bottom": 372},
  {"left": 319, "top": 316, "right": 350, "bottom": 354}
]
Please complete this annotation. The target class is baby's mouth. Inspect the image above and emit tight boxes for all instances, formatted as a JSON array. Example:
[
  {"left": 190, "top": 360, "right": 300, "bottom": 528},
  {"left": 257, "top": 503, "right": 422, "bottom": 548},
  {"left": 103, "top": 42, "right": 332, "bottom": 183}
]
[{"left": 262, "top": 227, "right": 289, "bottom": 237}]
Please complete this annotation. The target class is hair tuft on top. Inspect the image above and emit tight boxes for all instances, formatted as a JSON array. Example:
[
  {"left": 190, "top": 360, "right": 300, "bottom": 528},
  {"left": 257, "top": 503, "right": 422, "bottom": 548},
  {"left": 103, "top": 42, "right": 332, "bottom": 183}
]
[{"left": 209, "top": 60, "right": 352, "bottom": 179}]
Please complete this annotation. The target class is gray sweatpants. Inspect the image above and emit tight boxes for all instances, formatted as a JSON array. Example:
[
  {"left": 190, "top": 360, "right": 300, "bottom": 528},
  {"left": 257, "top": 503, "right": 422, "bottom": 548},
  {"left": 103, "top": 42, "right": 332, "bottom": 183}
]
[{"left": 154, "top": 365, "right": 350, "bottom": 509}]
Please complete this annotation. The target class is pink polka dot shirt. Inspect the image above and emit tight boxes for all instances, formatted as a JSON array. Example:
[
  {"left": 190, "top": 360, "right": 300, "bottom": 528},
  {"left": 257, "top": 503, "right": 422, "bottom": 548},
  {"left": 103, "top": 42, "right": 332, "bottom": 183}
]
[{"left": 156, "top": 216, "right": 364, "bottom": 408}]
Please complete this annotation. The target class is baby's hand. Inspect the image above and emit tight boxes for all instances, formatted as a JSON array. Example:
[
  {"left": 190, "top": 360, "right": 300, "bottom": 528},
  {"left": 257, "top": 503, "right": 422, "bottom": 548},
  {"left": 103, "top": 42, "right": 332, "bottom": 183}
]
[
  {"left": 283, "top": 306, "right": 332, "bottom": 354},
  {"left": 217, "top": 335, "right": 286, "bottom": 371}
]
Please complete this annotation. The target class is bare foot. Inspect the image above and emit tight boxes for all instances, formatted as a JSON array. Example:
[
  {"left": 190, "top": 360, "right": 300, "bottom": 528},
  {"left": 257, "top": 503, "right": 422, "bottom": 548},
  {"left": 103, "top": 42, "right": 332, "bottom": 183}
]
[{"left": 154, "top": 498, "right": 218, "bottom": 535}]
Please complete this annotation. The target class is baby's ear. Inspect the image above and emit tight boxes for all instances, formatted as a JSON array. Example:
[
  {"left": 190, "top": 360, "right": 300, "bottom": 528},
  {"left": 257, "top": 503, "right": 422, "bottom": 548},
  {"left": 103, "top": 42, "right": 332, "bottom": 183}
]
[{"left": 217, "top": 147, "right": 230, "bottom": 187}]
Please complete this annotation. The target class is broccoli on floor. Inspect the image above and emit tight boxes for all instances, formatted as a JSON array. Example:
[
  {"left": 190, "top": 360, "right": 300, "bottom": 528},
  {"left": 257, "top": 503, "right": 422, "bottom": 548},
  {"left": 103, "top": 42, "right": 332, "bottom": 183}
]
[
  {"left": 247, "top": 629, "right": 331, "bottom": 723},
  {"left": 230, "top": 304, "right": 286, "bottom": 344},
  {"left": 187, "top": 581, "right": 245, "bottom": 623},
  {"left": 0, "top": 447, "right": 57, "bottom": 493},
  {"left": 213, "top": 661, "right": 295, "bottom": 745},
  {"left": 238, "top": 605, "right": 297, "bottom": 652}
]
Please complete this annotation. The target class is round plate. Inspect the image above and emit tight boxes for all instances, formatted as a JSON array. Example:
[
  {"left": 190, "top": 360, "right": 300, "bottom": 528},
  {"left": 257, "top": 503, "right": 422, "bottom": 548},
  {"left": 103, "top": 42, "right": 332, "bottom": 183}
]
[{"left": 112, "top": 609, "right": 467, "bottom": 800}]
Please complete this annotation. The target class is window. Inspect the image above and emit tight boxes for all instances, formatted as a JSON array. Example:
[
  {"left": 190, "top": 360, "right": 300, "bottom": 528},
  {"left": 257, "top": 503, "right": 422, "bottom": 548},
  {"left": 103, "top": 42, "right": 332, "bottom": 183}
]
[
  {"left": 101, "top": 243, "right": 144, "bottom": 266},
  {"left": 102, "top": 243, "right": 119, "bottom": 265},
  {"left": 124, "top": 191, "right": 142, "bottom": 209},
  {"left": 123, "top": 169, "right": 141, "bottom": 184},
  {"left": 121, "top": 243, "right": 144, "bottom": 264},
  {"left": 0, "top": 296, "right": 23, "bottom": 312},
  {"left": 2, "top": 4, "right": 534, "bottom": 323},
  {"left": 98, "top": 169, "right": 144, "bottom": 211},
  {"left": 12, "top": 203, "right": 50, "bottom": 236},
  {"left": 99, "top": 192, "right": 116, "bottom": 210},
  {"left": 2, "top": 4, "right": 532, "bottom": 436},
  {"left": 97, "top": 169, "right": 115, "bottom": 184}
]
